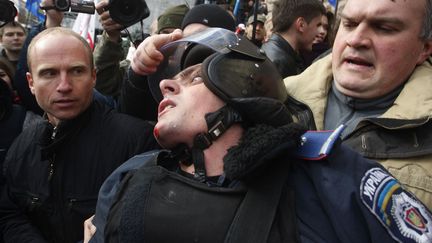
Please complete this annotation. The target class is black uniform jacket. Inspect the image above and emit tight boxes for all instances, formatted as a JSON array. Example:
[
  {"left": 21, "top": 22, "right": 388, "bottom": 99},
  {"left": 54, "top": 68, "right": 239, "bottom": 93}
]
[{"left": 93, "top": 124, "right": 432, "bottom": 243}]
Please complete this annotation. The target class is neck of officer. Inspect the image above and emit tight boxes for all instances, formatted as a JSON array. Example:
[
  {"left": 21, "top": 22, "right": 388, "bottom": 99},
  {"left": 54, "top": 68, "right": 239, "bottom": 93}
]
[{"left": 180, "top": 124, "right": 244, "bottom": 177}]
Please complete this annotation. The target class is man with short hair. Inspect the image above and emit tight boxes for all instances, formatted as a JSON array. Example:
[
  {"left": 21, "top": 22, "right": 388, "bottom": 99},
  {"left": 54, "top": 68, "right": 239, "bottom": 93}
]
[
  {"left": 262, "top": 0, "right": 325, "bottom": 77},
  {"left": 245, "top": 14, "right": 267, "bottom": 47},
  {"left": 284, "top": 0, "right": 432, "bottom": 210},
  {"left": 85, "top": 28, "right": 432, "bottom": 243},
  {"left": 0, "top": 27, "right": 158, "bottom": 242},
  {"left": 0, "top": 21, "right": 26, "bottom": 71}
]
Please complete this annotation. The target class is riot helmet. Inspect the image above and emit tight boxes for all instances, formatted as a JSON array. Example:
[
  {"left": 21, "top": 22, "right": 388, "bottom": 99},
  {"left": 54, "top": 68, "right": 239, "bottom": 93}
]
[
  {"left": 149, "top": 28, "right": 292, "bottom": 128},
  {"left": 149, "top": 28, "right": 293, "bottom": 182}
]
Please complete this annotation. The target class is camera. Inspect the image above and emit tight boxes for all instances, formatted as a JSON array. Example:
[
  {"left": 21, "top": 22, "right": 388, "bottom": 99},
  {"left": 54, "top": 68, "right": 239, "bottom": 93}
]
[
  {"left": 0, "top": 0, "right": 17, "bottom": 28},
  {"left": 54, "top": 0, "right": 95, "bottom": 14},
  {"left": 108, "top": 0, "right": 150, "bottom": 28}
]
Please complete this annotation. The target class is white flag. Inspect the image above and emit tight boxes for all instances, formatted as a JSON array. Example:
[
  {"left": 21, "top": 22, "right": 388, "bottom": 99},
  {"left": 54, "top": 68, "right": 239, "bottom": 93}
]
[{"left": 72, "top": 4, "right": 96, "bottom": 49}]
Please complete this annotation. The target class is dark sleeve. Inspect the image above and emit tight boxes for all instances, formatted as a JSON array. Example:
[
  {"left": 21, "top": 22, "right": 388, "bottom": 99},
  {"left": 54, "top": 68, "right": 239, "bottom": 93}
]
[
  {"left": 13, "top": 24, "right": 44, "bottom": 115},
  {"left": 93, "top": 32, "right": 127, "bottom": 99},
  {"left": 117, "top": 68, "right": 158, "bottom": 121}
]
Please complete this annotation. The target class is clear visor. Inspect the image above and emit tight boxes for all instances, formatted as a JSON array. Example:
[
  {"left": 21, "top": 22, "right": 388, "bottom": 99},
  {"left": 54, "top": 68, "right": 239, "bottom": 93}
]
[{"left": 148, "top": 28, "right": 239, "bottom": 102}]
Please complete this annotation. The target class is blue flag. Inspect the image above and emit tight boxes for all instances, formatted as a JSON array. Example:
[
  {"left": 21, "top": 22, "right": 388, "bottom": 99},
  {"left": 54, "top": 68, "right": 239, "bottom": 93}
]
[
  {"left": 328, "top": 0, "right": 337, "bottom": 8},
  {"left": 26, "top": 0, "right": 45, "bottom": 22}
]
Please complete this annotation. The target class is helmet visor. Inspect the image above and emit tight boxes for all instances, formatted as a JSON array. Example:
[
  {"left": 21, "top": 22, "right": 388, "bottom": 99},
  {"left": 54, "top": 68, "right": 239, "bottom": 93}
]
[{"left": 148, "top": 28, "right": 239, "bottom": 102}]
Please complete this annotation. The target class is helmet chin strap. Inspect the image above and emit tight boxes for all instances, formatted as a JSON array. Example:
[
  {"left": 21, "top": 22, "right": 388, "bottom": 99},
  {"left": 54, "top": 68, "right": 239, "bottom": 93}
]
[{"left": 180, "top": 105, "right": 243, "bottom": 182}]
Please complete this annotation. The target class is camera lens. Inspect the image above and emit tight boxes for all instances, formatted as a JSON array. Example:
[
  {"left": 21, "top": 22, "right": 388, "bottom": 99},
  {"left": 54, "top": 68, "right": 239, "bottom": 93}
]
[
  {"left": 0, "top": 0, "right": 17, "bottom": 27},
  {"left": 55, "top": 0, "right": 70, "bottom": 11},
  {"left": 108, "top": 0, "right": 150, "bottom": 28}
]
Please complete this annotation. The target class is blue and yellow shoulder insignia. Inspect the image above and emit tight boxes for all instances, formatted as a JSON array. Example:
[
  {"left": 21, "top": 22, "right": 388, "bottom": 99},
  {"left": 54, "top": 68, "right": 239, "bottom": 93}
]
[
  {"left": 293, "top": 124, "right": 345, "bottom": 160},
  {"left": 361, "top": 167, "right": 432, "bottom": 243}
]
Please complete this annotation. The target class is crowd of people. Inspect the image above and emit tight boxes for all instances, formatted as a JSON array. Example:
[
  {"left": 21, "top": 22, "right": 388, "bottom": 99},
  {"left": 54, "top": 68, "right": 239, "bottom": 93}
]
[{"left": 0, "top": 0, "right": 432, "bottom": 242}]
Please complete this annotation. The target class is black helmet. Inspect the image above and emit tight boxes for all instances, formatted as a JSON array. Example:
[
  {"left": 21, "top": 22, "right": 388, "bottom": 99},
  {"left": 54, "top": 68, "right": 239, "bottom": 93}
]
[
  {"left": 149, "top": 28, "right": 292, "bottom": 127},
  {"left": 149, "top": 28, "right": 294, "bottom": 182}
]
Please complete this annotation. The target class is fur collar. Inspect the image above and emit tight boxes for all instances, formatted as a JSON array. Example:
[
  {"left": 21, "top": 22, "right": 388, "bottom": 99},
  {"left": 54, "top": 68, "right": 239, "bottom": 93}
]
[{"left": 223, "top": 123, "right": 306, "bottom": 180}]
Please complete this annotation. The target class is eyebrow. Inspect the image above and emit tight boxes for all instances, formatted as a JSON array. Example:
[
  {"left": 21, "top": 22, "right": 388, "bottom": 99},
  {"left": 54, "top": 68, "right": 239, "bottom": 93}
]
[
  {"left": 36, "top": 63, "right": 88, "bottom": 74},
  {"left": 339, "top": 13, "right": 405, "bottom": 26},
  {"left": 173, "top": 64, "right": 201, "bottom": 79}
]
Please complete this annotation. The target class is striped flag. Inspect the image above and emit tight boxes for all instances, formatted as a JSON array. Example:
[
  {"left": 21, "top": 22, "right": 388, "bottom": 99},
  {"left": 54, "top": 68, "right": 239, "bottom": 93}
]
[{"left": 72, "top": 12, "right": 96, "bottom": 49}]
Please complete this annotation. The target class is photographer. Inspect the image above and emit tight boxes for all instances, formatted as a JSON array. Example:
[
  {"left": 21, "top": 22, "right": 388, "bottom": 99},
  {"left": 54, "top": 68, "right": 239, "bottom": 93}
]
[{"left": 92, "top": 0, "right": 135, "bottom": 100}]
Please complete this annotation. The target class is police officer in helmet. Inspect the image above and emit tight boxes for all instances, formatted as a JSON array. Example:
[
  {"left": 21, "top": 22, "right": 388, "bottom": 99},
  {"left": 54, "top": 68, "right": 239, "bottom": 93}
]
[{"left": 85, "top": 28, "right": 432, "bottom": 243}]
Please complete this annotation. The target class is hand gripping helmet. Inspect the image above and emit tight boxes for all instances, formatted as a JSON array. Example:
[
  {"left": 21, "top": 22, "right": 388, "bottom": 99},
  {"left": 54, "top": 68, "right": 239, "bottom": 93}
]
[
  {"left": 150, "top": 28, "right": 292, "bottom": 127},
  {"left": 149, "top": 28, "right": 293, "bottom": 182}
]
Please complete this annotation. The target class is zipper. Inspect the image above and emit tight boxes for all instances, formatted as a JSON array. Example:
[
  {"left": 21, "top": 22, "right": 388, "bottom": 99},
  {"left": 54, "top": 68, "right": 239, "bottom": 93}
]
[
  {"left": 48, "top": 126, "right": 57, "bottom": 181},
  {"left": 51, "top": 126, "right": 58, "bottom": 140},
  {"left": 48, "top": 157, "right": 55, "bottom": 181}
]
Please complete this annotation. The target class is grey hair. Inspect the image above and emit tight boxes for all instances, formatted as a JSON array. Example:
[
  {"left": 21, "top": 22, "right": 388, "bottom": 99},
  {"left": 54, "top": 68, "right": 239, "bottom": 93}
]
[{"left": 420, "top": 0, "right": 432, "bottom": 40}]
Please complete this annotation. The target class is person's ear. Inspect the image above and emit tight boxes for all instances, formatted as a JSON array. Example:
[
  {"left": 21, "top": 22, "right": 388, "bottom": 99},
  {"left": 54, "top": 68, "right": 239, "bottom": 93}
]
[
  {"left": 416, "top": 39, "right": 432, "bottom": 65},
  {"left": 91, "top": 68, "right": 96, "bottom": 87},
  {"left": 295, "top": 17, "right": 306, "bottom": 33},
  {"left": 26, "top": 72, "right": 35, "bottom": 94}
]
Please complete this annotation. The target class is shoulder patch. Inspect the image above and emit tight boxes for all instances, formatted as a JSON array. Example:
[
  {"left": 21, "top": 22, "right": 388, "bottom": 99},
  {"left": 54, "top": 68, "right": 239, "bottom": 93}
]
[
  {"left": 360, "top": 167, "right": 432, "bottom": 243},
  {"left": 293, "top": 124, "right": 345, "bottom": 160}
]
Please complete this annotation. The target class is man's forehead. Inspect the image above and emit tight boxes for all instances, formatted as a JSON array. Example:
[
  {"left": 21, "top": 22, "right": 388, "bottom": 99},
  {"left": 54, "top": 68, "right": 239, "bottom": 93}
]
[
  {"left": 344, "top": 0, "right": 425, "bottom": 14},
  {"left": 2, "top": 26, "right": 24, "bottom": 34},
  {"left": 174, "top": 63, "right": 202, "bottom": 78}
]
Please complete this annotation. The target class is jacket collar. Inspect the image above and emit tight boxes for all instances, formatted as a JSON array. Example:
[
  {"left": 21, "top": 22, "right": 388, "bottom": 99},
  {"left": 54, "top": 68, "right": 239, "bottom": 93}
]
[
  {"left": 268, "top": 33, "right": 302, "bottom": 63},
  {"left": 39, "top": 101, "right": 95, "bottom": 156},
  {"left": 284, "top": 55, "right": 432, "bottom": 129}
]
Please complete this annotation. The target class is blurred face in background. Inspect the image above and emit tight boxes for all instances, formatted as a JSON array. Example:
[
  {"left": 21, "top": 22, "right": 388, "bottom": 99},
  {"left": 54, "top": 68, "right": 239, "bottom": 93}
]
[
  {"left": 299, "top": 15, "right": 323, "bottom": 51},
  {"left": 246, "top": 21, "right": 266, "bottom": 42},
  {"left": 0, "top": 68, "right": 12, "bottom": 89},
  {"left": 0, "top": 25, "right": 25, "bottom": 54},
  {"left": 313, "top": 14, "right": 329, "bottom": 44}
]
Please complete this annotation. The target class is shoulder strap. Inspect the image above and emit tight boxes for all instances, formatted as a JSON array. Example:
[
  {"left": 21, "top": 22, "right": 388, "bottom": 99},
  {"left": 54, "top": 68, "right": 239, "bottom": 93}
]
[
  {"left": 293, "top": 124, "right": 345, "bottom": 160},
  {"left": 224, "top": 161, "right": 296, "bottom": 243}
]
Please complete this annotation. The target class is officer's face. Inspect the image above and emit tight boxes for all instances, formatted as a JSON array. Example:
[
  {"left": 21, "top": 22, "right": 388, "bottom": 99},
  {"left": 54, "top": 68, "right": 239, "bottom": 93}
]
[{"left": 154, "top": 64, "right": 225, "bottom": 149}]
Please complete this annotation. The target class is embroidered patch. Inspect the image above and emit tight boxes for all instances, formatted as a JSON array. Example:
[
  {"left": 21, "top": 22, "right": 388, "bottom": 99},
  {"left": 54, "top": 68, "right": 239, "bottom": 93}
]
[{"left": 360, "top": 167, "right": 432, "bottom": 243}]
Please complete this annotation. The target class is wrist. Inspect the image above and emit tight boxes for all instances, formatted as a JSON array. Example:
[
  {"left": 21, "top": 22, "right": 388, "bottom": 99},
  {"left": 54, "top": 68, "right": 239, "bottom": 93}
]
[{"left": 104, "top": 31, "right": 121, "bottom": 43}]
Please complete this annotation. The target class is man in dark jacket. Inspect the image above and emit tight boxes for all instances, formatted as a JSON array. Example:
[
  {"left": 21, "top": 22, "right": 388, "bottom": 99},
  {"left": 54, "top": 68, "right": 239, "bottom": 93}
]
[
  {"left": 85, "top": 28, "right": 432, "bottom": 243},
  {"left": 0, "top": 27, "right": 159, "bottom": 243},
  {"left": 261, "top": 0, "right": 325, "bottom": 78}
]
